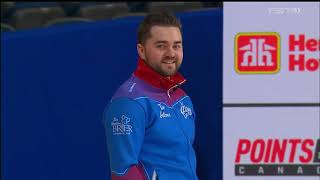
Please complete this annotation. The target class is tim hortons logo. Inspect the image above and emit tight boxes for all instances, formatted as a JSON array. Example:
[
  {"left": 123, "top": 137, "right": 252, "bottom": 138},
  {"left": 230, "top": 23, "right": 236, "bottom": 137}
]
[{"left": 235, "top": 32, "right": 280, "bottom": 74}]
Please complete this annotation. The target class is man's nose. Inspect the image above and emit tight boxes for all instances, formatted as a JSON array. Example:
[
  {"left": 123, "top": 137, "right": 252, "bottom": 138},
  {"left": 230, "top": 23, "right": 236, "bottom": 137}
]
[{"left": 165, "top": 48, "right": 175, "bottom": 58}]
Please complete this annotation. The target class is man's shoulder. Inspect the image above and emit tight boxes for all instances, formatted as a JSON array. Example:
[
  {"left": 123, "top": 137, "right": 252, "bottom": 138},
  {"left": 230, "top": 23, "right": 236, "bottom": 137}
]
[{"left": 111, "top": 74, "right": 163, "bottom": 101}]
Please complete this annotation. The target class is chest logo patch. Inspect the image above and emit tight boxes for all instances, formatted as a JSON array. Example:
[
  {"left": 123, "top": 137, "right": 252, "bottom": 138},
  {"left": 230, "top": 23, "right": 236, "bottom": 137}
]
[
  {"left": 180, "top": 102, "right": 192, "bottom": 119},
  {"left": 158, "top": 103, "right": 171, "bottom": 118}
]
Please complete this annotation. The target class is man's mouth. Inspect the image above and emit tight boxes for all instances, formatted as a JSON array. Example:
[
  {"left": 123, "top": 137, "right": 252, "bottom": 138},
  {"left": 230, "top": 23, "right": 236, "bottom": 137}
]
[{"left": 162, "top": 60, "right": 176, "bottom": 64}]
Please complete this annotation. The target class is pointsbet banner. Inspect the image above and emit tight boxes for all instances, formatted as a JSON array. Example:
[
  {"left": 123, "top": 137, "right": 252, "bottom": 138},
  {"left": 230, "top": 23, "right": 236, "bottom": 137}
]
[
  {"left": 223, "top": 2, "right": 319, "bottom": 104},
  {"left": 223, "top": 107, "right": 320, "bottom": 178},
  {"left": 223, "top": 2, "right": 320, "bottom": 180}
]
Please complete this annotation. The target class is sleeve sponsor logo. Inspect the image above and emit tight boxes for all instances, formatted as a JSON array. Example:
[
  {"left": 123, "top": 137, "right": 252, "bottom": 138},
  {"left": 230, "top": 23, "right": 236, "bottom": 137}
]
[{"left": 111, "top": 115, "right": 133, "bottom": 135}]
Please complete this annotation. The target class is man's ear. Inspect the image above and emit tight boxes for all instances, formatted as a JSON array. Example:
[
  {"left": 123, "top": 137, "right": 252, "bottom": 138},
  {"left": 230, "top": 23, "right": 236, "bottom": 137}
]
[{"left": 137, "top": 43, "right": 146, "bottom": 60}]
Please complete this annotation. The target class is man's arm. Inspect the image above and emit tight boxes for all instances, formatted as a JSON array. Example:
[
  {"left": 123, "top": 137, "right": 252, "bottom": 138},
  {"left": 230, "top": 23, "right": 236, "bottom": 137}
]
[{"left": 103, "top": 98, "right": 148, "bottom": 180}]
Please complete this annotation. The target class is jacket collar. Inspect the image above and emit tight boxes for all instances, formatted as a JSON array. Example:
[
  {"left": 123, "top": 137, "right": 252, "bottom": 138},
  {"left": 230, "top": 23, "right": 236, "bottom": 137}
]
[{"left": 133, "top": 57, "right": 186, "bottom": 93}]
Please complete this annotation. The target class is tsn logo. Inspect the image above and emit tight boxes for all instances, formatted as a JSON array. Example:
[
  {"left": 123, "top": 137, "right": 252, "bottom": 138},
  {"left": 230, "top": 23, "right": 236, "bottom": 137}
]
[
  {"left": 234, "top": 138, "right": 320, "bottom": 176},
  {"left": 235, "top": 32, "right": 280, "bottom": 74}
]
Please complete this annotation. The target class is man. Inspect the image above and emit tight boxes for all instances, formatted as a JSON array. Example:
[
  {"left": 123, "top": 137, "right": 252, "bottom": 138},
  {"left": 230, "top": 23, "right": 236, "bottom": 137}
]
[{"left": 103, "top": 12, "right": 198, "bottom": 180}]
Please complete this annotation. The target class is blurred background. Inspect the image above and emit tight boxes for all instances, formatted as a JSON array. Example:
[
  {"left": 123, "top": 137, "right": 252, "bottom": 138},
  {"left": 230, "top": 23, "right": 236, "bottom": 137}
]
[{"left": 1, "top": 1, "right": 222, "bottom": 32}]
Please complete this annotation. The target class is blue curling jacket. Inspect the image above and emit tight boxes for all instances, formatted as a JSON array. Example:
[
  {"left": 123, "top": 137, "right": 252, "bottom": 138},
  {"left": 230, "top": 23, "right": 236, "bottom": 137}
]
[{"left": 103, "top": 58, "right": 198, "bottom": 180}]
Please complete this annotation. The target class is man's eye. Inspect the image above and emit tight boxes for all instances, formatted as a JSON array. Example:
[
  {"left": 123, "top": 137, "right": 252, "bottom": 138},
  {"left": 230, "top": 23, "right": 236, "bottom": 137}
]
[
  {"left": 173, "top": 45, "right": 181, "bottom": 49},
  {"left": 157, "top": 44, "right": 165, "bottom": 48}
]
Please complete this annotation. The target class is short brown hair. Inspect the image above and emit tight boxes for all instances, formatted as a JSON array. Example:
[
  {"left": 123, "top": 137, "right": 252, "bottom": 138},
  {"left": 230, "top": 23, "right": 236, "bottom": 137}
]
[{"left": 137, "top": 12, "right": 182, "bottom": 44}]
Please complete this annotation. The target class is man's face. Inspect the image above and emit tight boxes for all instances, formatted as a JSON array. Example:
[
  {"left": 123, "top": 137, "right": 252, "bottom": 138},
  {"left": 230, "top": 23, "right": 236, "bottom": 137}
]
[{"left": 138, "top": 25, "right": 183, "bottom": 77}]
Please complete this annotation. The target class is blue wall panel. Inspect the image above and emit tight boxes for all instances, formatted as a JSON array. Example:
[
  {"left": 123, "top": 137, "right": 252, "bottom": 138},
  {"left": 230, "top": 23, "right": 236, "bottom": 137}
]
[{"left": 1, "top": 9, "right": 222, "bottom": 180}]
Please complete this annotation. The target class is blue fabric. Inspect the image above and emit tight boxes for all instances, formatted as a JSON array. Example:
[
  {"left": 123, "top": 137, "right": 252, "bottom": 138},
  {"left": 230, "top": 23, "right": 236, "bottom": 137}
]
[
  {"left": 1, "top": 8, "right": 222, "bottom": 180},
  {"left": 103, "top": 74, "right": 197, "bottom": 179}
]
